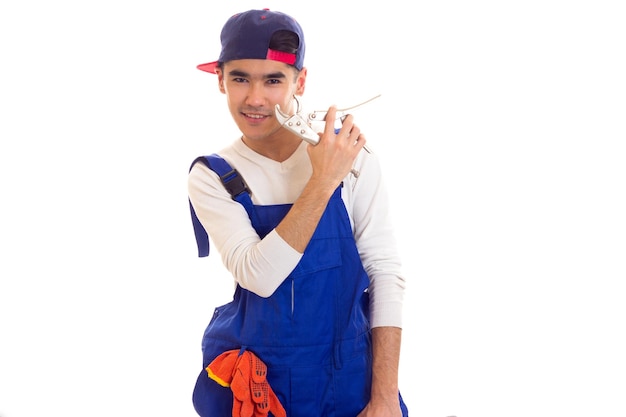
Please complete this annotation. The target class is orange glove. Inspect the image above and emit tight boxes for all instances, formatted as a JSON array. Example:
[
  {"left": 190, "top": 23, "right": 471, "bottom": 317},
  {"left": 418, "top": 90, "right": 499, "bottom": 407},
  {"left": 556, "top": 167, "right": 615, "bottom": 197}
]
[
  {"left": 207, "top": 349, "right": 286, "bottom": 417},
  {"left": 207, "top": 349, "right": 240, "bottom": 387}
]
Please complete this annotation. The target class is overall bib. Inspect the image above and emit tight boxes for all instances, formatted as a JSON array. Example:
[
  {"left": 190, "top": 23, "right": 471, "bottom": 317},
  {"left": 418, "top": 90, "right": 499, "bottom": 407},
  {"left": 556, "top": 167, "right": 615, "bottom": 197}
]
[{"left": 190, "top": 155, "right": 408, "bottom": 417}]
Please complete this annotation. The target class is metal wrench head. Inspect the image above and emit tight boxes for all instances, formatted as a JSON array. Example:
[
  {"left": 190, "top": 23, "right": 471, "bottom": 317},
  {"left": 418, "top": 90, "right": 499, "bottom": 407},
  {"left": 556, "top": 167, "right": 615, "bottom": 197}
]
[{"left": 275, "top": 101, "right": 321, "bottom": 145}]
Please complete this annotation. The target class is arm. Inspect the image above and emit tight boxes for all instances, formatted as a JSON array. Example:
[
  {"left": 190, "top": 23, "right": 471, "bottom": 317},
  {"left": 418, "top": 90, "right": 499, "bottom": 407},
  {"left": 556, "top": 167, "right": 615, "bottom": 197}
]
[
  {"left": 276, "top": 108, "right": 364, "bottom": 252},
  {"left": 188, "top": 108, "right": 365, "bottom": 296},
  {"left": 358, "top": 326, "right": 403, "bottom": 417},
  {"left": 188, "top": 160, "right": 304, "bottom": 297},
  {"left": 345, "top": 148, "right": 405, "bottom": 416}
]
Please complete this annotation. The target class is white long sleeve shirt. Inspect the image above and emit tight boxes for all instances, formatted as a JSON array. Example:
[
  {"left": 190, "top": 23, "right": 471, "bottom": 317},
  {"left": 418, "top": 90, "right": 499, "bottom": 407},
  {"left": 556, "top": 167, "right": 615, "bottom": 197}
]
[{"left": 188, "top": 138, "right": 405, "bottom": 328}]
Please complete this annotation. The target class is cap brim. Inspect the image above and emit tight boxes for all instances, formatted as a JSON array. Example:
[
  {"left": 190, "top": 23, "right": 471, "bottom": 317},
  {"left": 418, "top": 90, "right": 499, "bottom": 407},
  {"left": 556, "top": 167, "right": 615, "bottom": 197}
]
[{"left": 197, "top": 61, "right": 219, "bottom": 73}]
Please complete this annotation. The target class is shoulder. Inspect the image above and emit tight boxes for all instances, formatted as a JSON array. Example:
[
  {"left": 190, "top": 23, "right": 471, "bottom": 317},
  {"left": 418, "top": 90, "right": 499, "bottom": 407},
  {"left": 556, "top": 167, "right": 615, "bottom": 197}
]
[{"left": 345, "top": 149, "right": 383, "bottom": 188}]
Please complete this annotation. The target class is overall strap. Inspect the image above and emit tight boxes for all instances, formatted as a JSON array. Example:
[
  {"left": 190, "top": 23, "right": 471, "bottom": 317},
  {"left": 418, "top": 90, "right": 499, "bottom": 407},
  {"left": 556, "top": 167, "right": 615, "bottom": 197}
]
[{"left": 189, "top": 154, "right": 258, "bottom": 257}]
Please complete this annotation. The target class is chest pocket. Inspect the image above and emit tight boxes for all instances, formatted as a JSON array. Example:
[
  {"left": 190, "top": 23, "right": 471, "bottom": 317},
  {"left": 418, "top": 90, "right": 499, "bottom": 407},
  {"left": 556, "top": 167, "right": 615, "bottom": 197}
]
[{"left": 291, "top": 238, "right": 343, "bottom": 278}]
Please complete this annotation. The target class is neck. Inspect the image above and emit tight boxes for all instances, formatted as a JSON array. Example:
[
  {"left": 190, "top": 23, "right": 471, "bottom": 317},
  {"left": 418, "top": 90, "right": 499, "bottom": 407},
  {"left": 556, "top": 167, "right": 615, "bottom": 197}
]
[{"left": 241, "top": 131, "right": 303, "bottom": 162}]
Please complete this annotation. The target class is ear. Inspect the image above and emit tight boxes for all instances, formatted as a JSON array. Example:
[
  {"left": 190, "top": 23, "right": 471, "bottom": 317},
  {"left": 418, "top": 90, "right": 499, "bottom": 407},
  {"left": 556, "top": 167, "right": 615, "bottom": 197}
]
[
  {"left": 215, "top": 69, "right": 226, "bottom": 94},
  {"left": 295, "top": 67, "right": 307, "bottom": 96}
]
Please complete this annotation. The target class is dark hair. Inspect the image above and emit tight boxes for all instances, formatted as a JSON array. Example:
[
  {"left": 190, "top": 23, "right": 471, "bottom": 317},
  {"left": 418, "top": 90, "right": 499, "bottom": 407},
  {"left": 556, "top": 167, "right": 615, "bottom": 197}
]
[
  {"left": 269, "top": 30, "right": 300, "bottom": 55},
  {"left": 270, "top": 30, "right": 301, "bottom": 80}
]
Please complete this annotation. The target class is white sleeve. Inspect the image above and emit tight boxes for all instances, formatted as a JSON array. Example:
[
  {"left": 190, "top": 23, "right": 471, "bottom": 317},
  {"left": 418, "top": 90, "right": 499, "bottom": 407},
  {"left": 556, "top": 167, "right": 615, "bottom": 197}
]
[
  {"left": 188, "top": 162, "right": 302, "bottom": 298},
  {"left": 348, "top": 152, "right": 406, "bottom": 329}
]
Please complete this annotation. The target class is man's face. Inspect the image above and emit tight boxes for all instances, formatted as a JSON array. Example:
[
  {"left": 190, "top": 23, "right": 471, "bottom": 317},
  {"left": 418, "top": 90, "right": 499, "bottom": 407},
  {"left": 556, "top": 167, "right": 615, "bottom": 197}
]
[{"left": 216, "top": 59, "right": 306, "bottom": 142}]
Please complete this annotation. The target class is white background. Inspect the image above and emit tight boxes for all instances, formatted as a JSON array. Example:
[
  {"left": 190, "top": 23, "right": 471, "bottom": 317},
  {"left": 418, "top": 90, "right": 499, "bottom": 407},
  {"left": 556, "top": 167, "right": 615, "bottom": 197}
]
[{"left": 1, "top": 1, "right": 625, "bottom": 416}]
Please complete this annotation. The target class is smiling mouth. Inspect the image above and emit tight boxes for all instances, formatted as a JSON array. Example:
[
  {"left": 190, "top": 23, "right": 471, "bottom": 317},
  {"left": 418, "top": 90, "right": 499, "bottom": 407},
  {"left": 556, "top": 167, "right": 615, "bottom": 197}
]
[{"left": 243, "top": 112, "right": 270, "bottom": 120}]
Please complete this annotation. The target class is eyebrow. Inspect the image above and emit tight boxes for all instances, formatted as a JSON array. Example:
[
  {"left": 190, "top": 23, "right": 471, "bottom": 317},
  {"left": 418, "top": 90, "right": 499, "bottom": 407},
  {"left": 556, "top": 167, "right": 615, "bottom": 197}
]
[{"left": 227, "top": 69, "right": 288, "bottom": 80}]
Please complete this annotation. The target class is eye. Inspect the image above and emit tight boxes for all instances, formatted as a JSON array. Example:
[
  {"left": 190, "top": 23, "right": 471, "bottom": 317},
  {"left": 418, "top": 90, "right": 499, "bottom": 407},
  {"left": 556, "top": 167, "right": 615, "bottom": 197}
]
[
  {"left": 267, "top": 78, "right": 282, "bottom": 85},
  {"left": 232, "top": 77, "right": 248, "bottom": 83}
]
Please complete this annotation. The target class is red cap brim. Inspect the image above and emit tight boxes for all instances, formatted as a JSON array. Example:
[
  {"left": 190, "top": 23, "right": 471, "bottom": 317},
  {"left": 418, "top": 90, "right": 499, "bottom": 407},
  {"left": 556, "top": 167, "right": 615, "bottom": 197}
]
[{"left": 197, "top": 61, "right": 219, "bottom": 73}]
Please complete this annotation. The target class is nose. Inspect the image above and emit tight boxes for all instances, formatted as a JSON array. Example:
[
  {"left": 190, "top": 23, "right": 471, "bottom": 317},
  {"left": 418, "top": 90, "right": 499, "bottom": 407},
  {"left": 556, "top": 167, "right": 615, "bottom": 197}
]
[{"left": 245, "top": 82, "right": 266, "bottom": 107}]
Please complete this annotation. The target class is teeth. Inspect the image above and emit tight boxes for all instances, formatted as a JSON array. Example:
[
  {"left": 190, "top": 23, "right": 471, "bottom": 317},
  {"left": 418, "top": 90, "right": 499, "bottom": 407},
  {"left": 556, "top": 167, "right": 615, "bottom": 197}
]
[{"left": 246, "top": 114, "right": 265, "bottom": 119}]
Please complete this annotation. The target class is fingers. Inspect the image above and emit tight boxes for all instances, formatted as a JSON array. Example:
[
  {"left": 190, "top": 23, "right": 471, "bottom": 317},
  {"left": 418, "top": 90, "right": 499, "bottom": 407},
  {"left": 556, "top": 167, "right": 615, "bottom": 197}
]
[
  {"left": 353, "top": 131, "right": 367, "bottom": 152},
  {"left": 321, "top": 106, "right": 358, "bottom": 142},
  {"left": 323, "top": 105, "right": 339, "bottom": 136},
  {"left": 341, "top": 117, "right": 367, "bottom": 152},
  {"left": 315, "top": 105, "right": 366, "bottom": 155}
]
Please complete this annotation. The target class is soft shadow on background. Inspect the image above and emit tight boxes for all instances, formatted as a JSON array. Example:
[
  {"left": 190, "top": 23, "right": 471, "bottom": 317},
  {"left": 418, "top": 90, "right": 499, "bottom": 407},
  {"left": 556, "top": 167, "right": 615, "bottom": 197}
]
[{"left": 1, "top": 1, "right": 624, "bottom": 416}]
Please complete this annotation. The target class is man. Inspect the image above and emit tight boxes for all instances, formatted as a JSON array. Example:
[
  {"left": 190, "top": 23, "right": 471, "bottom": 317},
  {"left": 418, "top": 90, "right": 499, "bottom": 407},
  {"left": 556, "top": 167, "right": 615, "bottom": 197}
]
[{"left": 188, "top": 8, "right": 408, "bottom": 417}]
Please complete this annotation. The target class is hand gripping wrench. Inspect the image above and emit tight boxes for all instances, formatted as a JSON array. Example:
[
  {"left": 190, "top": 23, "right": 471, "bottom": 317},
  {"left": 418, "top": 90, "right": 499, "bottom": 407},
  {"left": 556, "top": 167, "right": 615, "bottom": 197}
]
[{"left": 275, "top": 94, "right": 381, "bottom": 153}]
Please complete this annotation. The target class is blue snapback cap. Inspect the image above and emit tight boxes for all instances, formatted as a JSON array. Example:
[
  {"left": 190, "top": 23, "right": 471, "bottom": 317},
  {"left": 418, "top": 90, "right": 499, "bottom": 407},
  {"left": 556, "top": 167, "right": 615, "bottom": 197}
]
[{"left": 197, "top": 8, "right": 305, "bottom": 73}]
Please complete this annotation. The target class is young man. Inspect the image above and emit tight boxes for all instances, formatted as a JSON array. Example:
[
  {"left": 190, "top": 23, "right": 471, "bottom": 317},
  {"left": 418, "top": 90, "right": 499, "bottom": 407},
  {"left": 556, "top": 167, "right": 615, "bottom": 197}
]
[{"left": 188, "top": 8, "right": 408, "bottom": 417}]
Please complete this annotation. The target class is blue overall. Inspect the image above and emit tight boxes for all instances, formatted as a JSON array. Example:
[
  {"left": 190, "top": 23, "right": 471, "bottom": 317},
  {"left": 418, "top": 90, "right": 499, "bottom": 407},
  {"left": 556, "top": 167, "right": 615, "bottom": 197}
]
[{"left": 190, "top": 155, "right": 408, "bottom": 417}]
